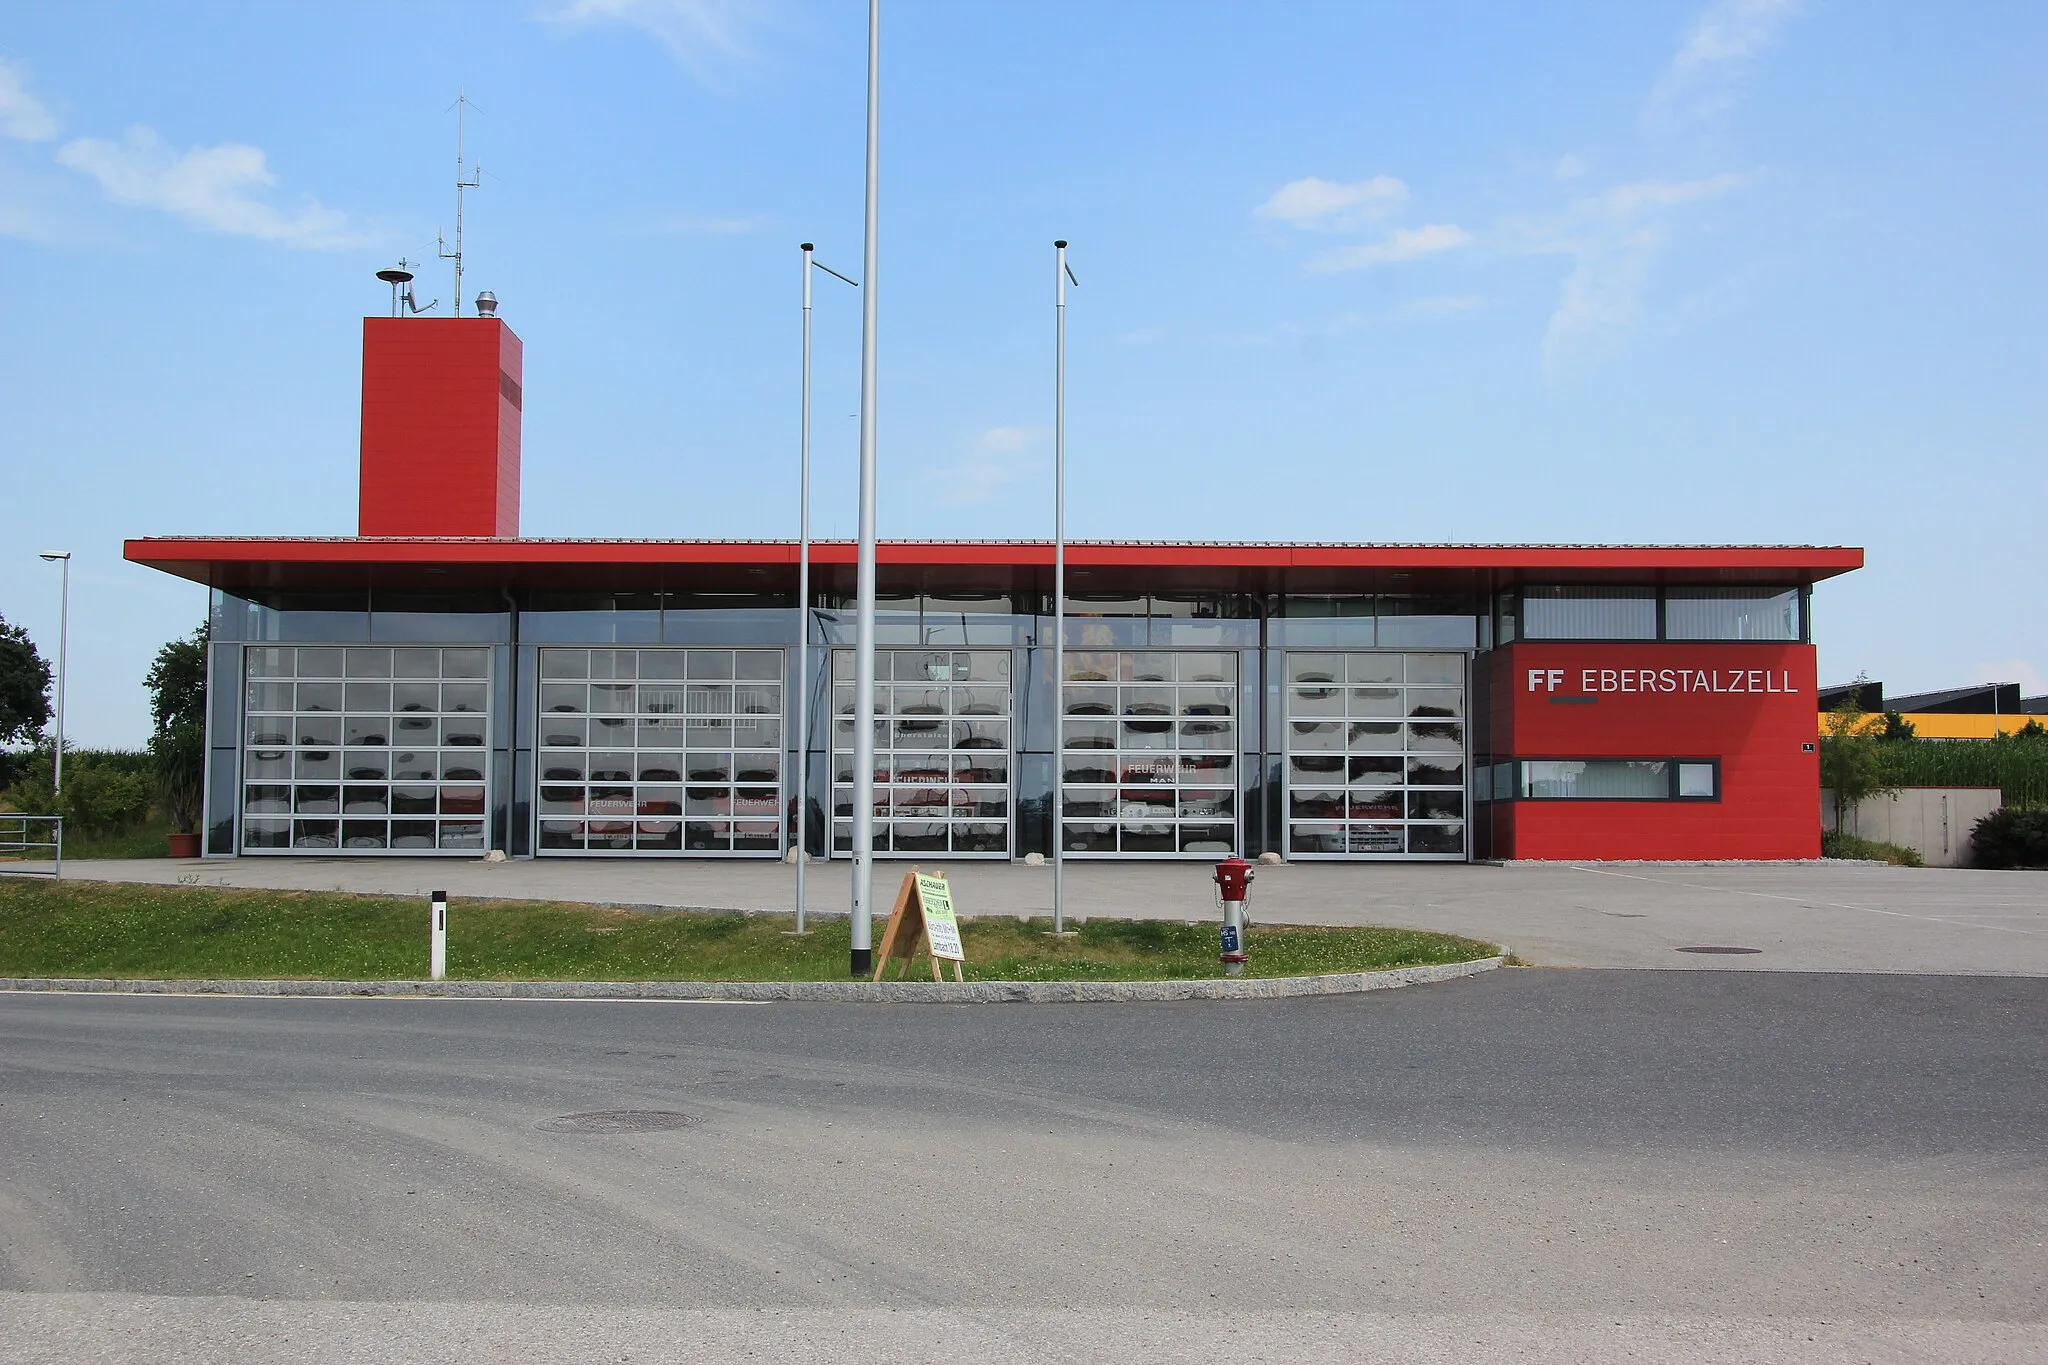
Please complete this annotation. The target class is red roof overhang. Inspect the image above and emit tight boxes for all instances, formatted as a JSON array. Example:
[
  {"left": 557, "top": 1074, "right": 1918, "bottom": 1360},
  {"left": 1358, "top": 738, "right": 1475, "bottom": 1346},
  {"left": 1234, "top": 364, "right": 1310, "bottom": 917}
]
[{"left": 123, "top": 536, "right": 1864, "bottom": 597}]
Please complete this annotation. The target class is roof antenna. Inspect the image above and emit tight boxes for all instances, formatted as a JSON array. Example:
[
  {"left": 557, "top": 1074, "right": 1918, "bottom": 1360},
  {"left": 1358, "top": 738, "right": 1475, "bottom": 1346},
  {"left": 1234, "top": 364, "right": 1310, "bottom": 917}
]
[
  {"left": 436, "top": 90, "right": 482, "bottom": 317},
  {"left": 374, "top": 258, "right": 438, "bottom": 316}
]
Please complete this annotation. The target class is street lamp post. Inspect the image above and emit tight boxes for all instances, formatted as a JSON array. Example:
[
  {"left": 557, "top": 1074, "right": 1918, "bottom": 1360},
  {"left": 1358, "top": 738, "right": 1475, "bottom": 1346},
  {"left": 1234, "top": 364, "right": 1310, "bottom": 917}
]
[
  {"left": 850, "top": 0, "right": 882, "bottom": 976},
  {"left": 796, "top": 243, "right": 857, "bottom": 935},
  {"left": 36, "top": 552, "right": 71, "bottom": 795},
  {"left": 37, "top": 552, "right": 70, "bottom": 794},
  {"left": 1052, "top": 242, "right": 1077, "bottom": 933}
]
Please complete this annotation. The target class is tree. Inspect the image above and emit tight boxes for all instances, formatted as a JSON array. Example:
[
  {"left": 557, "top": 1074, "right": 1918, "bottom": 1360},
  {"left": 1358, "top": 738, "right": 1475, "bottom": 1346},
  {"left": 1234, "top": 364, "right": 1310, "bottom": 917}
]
[
  {"left": 145, "top": 623, "right": 209, "bottom": 835},
  {"left": 0, "top": 614, "right": 52, "bottom": 748},
  {"left": 1878, "top": 709, "right": 1916, "bottom": 741},
  {"left": 1820, "top": 692, "right": 1892, "bottom": 833}
]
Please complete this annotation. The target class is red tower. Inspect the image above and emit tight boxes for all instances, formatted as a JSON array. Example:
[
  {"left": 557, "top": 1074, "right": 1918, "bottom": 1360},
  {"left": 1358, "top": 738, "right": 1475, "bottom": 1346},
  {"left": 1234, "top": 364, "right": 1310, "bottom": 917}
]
[{"left": 358, "top": 317, "right": 522, "bottom": 537}]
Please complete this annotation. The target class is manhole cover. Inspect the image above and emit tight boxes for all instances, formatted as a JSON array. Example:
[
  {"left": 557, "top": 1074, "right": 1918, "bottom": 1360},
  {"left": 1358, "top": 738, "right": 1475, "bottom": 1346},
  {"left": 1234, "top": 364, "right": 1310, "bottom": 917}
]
[
  {"left": 1674, "top": 946, "right": 1763, "bottom": 955},
  {"left": 536, "top": 1110, "right": 699, "bottom": 1134}
]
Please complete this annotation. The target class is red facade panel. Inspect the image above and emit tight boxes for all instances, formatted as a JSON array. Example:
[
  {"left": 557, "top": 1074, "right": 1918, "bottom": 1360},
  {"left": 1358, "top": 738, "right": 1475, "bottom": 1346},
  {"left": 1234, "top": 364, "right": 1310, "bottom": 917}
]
[
  {"left": 1482, "top": 642, "right": 1819, "bottom": 861},
  {"left": 359, "top": 318, "right": 521, "bottom": 538}
]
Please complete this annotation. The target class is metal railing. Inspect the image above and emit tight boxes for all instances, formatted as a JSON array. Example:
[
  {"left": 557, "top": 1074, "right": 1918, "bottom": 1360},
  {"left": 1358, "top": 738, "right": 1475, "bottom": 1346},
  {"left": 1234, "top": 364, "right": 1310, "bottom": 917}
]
[{"left": 0, "top": 814, "right": 62, "bottom": 878}]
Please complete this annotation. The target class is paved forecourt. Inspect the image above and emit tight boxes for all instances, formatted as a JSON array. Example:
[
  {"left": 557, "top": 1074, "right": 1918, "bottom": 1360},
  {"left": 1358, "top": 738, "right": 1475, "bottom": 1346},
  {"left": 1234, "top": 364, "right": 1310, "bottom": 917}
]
[
  {"left": 45, "top": 856, "right": 2048, "bottom": 976},
  {"left": 1, "top": 971, "right": 2043, "bottom": 1363}
]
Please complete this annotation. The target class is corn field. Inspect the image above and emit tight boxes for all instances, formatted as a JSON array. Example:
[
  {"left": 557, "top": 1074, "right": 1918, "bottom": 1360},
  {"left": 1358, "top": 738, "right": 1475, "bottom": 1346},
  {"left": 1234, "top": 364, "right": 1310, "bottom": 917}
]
[{"left": 1858, "top": 734, "right": 2048, "bottom": 810}]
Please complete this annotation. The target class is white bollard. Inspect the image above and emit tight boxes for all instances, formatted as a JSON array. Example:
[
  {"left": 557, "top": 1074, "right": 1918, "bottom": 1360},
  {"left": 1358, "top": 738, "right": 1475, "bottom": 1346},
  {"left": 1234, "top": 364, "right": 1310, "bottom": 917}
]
[{"left": 430, "top": 890, "right": 447, "bottom": 981}]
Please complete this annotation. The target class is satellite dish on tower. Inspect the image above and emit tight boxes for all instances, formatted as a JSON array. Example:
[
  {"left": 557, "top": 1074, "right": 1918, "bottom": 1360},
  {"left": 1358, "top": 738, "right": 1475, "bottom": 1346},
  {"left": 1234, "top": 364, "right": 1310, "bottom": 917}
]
[{"left": 376, "top": 261, "right": 436, "bottom": 317}]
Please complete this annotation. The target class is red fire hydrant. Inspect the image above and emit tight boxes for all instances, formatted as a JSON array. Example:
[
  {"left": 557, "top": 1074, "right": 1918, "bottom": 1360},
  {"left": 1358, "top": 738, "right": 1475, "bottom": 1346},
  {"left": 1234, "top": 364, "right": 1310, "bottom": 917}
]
[{"left": 1214, "top": 856, "right": 1254, "bottom": 976}]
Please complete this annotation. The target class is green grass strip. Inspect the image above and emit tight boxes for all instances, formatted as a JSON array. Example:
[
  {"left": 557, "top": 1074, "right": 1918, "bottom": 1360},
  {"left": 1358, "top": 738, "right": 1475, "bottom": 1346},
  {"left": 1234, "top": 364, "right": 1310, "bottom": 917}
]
[{"left": 0, "top": 880, "right": 1495, "bottom": 984}]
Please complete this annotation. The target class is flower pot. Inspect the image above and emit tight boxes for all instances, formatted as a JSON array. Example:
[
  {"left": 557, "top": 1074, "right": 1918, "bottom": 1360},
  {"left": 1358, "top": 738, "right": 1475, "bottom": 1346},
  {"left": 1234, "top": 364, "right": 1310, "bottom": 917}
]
[{"left": 167, "top": 832, "right": 201, "bottom": 859}]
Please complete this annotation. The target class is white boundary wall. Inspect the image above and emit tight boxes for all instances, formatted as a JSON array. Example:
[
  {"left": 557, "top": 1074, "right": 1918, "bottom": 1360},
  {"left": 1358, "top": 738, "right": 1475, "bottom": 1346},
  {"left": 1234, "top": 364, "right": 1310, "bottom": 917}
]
[{"left": 1821, "top": 787, "right": 2003, "bottom": 867}]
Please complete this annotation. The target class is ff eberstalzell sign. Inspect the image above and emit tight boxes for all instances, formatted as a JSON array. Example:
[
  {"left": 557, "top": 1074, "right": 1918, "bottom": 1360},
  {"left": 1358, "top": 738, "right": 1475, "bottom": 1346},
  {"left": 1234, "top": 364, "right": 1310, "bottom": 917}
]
[{"left": 1527, "top": 666, "right": 1798, "bottom": 696}]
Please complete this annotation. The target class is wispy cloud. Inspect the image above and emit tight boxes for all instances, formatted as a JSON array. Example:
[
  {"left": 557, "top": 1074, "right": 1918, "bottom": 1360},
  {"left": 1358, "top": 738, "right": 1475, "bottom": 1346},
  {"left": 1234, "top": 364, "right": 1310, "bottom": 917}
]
[
  {"left": 1533, "top": 174, "right": 1745, "bottom": 378},
  {"left": 1256, "top": 174, "right": 1469, "bottom": 274},
  {"left": 545, "top": 0, "right": 772, "bottom": 83},
  {"left": 1255, "top": 175, "right": 1407, "bottom": 230},
  {"left": 0, "top": 58, "right": 58, "bottom": 142},
  {"left": 1648, "top": 0, "right": 1803, "bottom": 126},
  {"left": 1527, "top": 0, "right": 1795, "bottom": 375},
  {"left": 933, "top": 427, "right": 1039, "bottom": 506},
  {"left": 55, "top": 126, "right": 366, "bottom": 249},
  {"left": 1306, "top": 223, "right": 1473, "bottom": 273}
]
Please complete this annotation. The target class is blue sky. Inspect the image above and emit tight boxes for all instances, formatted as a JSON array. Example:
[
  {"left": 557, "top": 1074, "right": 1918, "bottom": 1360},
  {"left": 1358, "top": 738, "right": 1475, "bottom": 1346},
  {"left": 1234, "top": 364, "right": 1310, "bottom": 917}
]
[{"left": 1, "top": 0, "right": 2042, "bottom": 746}]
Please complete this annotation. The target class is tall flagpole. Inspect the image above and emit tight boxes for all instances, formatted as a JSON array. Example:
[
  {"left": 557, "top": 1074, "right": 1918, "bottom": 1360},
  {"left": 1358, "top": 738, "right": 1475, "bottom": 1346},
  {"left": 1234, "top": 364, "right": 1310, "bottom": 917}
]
[
  {"left": 850, "top": 0, "right": 881, "bottom": 976},
  {"left": 1052, "top": 241, "right": 1075, "bottom": 933},
  {"left": 796, "top": 245, "right": 815, "bottom": 934},
  {"left": 795, "top": 244, "right": 857, "bottom": 935}
]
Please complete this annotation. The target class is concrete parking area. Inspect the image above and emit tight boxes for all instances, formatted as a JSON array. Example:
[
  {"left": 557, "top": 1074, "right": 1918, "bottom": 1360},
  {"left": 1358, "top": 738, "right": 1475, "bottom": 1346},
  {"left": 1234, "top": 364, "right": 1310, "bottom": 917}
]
[{"left": 47, "top": 856, "right": 2047, "bottom": 976}]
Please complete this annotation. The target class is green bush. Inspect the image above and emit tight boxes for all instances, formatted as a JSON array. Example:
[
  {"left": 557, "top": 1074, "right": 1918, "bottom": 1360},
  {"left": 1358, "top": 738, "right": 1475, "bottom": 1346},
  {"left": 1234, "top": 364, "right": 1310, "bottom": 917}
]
[
  {"left": 61, "top": 767, "right": 154, "bottom": 836},
  {"left": 1972, "top": 809, "right": 2048, "bottom": 870},
  {"left": 66, "top": 747, "right": 154, "bottom": 777},
  {"left": 145, "top": 625, "right": 208, "bottom": 834},
  {"left": 1, "top": 749, "right": 154, "bottom": 837},
  {"left": 1820, "top": 695, "right": 1892, "bottom": 829},
  {"left": 1821, "top": 830, "right": 1924, "bottom": 867}
]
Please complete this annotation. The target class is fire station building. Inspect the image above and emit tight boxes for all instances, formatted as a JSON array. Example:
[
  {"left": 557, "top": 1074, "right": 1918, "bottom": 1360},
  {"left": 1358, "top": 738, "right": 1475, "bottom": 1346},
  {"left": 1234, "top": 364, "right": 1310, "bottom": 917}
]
[{"left": 126, "top": 315, "right": 1862, "bottom": 864}]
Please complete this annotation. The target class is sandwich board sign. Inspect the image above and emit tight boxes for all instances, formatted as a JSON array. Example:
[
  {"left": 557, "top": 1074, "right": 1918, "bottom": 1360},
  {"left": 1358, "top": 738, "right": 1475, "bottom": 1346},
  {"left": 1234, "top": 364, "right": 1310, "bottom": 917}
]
[{"left": 872, "top": 867, "right": 967, "bottom": 982}]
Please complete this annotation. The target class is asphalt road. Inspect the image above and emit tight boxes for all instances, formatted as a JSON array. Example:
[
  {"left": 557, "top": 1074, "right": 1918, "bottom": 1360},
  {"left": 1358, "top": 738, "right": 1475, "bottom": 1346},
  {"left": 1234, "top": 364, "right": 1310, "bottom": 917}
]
[{"left": 3, "top": 971, "right": 2045, "bottom": 1362}]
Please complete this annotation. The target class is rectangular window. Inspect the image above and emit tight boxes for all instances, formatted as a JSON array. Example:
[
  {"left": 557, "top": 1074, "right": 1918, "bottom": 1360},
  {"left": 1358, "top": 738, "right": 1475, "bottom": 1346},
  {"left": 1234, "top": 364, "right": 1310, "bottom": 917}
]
[
  {"left": 1515, "top": 758, "right": 1718, "bottom": 800},
  {"left": 1677, "top": 761, "right": 1718, "bottom": 798},
  {"left": 1521, "top": 587, "right": 1657, "bottom": 641},
  {"left": 1522, "top": 759, "right": 1668, "bottom": 799},
  {"left": 1664, "top": 588, "right": 1801, "bottom": 641}
]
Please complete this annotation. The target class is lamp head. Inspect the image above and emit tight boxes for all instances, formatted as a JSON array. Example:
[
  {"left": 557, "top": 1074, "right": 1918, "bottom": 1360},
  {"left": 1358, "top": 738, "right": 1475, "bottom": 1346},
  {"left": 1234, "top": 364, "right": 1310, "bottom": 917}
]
[{"left": 38, "top": 551, "right": 70, "bottom": 562}]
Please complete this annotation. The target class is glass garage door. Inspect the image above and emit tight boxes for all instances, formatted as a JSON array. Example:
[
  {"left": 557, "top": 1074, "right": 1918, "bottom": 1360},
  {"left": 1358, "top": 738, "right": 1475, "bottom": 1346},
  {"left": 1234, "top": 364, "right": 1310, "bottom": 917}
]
[
  {"left": 537, "top": 648, "right": 783, "bottom": 856},
  {"left": 1061, "top": 650, "right": 1238, "bottom": 857},
  {"left": 1283, "top": 651, "right": 1467, "bottom": 859},
  {"left": 241, "top": 645, "right": 491, "bottom": 854},
  {"left": 831, "top": 648, "right": 1012, "bottom": 857}
]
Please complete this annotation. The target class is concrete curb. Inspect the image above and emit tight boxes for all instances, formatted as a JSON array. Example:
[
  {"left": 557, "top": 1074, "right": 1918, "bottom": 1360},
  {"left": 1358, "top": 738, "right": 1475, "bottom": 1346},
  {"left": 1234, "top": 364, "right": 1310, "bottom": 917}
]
[{"left": 0, "top": 955, "right": 1502, "bottom": 1004}]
